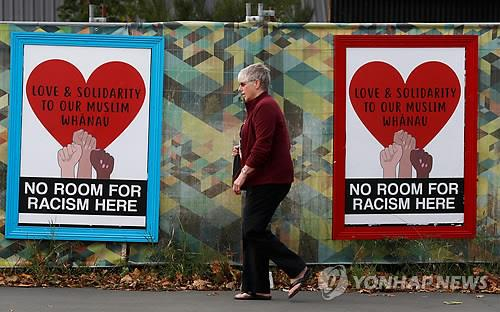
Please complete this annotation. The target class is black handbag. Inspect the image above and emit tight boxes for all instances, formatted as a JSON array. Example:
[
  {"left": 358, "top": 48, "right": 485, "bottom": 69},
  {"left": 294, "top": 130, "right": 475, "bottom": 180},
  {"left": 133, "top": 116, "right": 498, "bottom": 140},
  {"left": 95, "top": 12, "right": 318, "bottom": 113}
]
[{"left": 232, "top": 154, "right": 241, "bottom": 183}]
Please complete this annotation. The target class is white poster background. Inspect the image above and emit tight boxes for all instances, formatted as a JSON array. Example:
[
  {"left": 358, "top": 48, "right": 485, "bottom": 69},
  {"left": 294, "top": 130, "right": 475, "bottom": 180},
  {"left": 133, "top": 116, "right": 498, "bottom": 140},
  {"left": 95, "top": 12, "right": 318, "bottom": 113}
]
[
  {"left": 345, "top": 48, "right": 465, "bottom": 179},
  {"left": 20, "top": 45, "right": 151, "bottom": 180}
]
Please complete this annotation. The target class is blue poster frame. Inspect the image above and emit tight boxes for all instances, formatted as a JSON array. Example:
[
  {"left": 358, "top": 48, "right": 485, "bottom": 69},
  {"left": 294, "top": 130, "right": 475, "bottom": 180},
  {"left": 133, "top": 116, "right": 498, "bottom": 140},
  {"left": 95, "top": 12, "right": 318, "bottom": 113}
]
[{"left": 6, "top": 32, "right": 164, "bottom": 242}]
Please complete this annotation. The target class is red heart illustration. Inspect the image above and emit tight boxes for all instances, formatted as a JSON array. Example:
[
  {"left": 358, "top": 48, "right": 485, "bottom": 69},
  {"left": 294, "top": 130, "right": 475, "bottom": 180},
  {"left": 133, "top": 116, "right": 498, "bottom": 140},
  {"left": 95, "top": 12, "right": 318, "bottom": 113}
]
[
  {"left": 349, "top": 61, "right": 460, "bottom": 148},
  {"left": 26, "top": 59, "right": 146, "bottom": 149}
]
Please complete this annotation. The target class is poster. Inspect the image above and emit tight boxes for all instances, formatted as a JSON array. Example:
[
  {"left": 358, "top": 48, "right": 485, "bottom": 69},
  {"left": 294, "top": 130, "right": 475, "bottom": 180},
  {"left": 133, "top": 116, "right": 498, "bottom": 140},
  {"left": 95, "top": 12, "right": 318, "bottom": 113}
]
[
  {"left": 6, "top": 33, "right": 164, "bottom": 242},
  {"left": 333, "top": 36, "right": 477, "bottom": 239}
]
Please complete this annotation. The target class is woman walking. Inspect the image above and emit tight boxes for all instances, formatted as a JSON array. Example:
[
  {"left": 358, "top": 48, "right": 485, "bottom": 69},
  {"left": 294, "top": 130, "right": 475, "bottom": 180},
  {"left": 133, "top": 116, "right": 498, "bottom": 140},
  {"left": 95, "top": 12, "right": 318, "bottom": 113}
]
[{"left": 232, "top": 63, "right": 310, "bottom": 300}]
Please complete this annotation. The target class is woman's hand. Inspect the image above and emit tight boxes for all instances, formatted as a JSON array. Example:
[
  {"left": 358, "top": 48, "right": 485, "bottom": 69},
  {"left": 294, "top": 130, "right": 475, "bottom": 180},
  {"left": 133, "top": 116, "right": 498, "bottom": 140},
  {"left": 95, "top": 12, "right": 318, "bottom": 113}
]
[
  {"left": 232, "top": 172, "right": 246, "bottom": 195},
  {"left": 232, "top": 166, "right": 254, "bottom": 195},
  {"left": 232, "top": 145, "right": 240, "bottom": 157}
]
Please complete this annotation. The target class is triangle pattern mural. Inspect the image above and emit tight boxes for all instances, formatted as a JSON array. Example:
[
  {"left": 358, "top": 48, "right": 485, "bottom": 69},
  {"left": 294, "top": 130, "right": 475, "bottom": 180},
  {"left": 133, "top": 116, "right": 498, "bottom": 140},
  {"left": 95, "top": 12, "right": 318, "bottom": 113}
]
[{"left": 0, "top": 22, "right": 497, "bottom": 266}]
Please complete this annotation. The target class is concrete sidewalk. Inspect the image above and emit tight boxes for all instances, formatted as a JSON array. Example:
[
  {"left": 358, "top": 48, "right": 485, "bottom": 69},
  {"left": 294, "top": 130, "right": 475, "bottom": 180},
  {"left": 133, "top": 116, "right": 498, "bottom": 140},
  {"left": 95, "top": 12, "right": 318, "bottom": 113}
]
[{"left": 0, "top": 287, "right": 498, "bottom": 312}]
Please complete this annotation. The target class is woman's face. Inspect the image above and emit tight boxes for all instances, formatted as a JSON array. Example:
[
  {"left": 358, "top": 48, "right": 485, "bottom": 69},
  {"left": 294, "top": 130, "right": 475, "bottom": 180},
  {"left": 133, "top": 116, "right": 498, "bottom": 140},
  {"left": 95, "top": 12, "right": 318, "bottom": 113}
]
[{"left": 238, "top": 79, "right": 260, "bottom": 102}]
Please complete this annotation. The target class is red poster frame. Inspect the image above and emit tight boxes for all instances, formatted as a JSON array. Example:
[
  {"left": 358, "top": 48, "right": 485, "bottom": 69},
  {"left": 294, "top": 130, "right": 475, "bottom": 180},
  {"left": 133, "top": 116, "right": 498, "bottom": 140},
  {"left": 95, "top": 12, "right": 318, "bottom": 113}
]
[{"left": 333, "top": 35, "right": 478, "bottom": 240}]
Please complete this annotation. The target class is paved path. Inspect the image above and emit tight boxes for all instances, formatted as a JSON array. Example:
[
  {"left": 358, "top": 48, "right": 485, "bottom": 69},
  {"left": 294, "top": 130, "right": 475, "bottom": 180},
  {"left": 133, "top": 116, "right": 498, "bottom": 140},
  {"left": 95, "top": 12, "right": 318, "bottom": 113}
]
[{"left": 0, "top": 288, "right": 498, "bottom": 312}]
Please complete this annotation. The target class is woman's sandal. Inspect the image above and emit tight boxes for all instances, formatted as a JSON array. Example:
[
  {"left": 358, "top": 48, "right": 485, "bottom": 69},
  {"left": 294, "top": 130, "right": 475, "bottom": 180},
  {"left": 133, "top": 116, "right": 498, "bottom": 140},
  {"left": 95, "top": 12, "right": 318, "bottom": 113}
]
[
  {"left": 234, "top": 292, "right": 272, "bottom": 300},
  {"left": 288, "top": 267, "right": 312, "bottom": 299}
]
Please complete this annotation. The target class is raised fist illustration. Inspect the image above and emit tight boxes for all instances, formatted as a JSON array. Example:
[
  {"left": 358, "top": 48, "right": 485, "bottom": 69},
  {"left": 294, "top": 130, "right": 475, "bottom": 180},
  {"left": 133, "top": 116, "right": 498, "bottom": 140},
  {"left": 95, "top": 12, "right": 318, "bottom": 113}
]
[
  {"left": 393, "top": 130, "right": 416, "bottom": 178},
  {"left": 380, "top": 143, "right": 403, "bottom": 178},
  {"left": 57, "top": 143, "right": 82, "bottom": 178},
  {"left": 90, "top": 149, "right": 114, "bottom": 180},
  {"left": 73, "top": 129, "right": 97, "bottom": 178},
  {"left": 410, "top": 149, "right": 433, "bottom": 178}
]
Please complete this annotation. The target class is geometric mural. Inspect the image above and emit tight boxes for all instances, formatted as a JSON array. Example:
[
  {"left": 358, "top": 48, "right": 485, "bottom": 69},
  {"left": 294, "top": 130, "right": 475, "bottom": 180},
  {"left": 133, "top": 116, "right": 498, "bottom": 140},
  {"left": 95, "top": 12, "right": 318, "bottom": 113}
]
[{"left": 0, "top": 22, "right": 498, "bottom": 267}]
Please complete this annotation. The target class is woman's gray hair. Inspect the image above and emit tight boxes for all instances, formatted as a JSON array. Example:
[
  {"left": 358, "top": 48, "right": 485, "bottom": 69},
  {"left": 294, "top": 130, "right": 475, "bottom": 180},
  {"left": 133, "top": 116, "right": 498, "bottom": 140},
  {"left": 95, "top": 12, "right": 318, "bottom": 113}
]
[{"left": 238, "top": 63, "right": 271, "bottom": 91}]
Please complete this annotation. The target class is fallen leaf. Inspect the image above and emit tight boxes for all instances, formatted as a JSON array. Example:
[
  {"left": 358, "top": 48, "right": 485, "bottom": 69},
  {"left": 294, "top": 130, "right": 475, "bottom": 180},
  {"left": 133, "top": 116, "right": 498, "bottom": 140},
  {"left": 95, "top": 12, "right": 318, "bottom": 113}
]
[
  {"left": 161, "top": 280, "right": 172, "bottom": 287},
  {"left": 120, "top": 274, "right": 133, "bottom": 283},
  {"left": 472, "top": 267, "right": 485, "bottom": 276},
  {"left": 19, "top": 273, "right": 32, "bottom": 279},
  {"left": 192, "top": 279, "right": 210, "bottom": 290},
  {"left": 5, "top": 276, "right": 19, "bottom": 283},
  {"left": 130, "top": 268, "right": 141, "bottom": 279}
]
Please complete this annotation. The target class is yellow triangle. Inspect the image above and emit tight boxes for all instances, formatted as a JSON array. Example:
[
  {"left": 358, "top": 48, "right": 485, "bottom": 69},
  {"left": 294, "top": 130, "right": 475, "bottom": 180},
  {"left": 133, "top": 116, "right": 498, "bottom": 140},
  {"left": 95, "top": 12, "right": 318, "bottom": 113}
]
[
  {"left": 195, "top": 56, "right": 223, "bottom": 85},
  {"left": 160, "top": 193, "right": 178, "bottom": 215},
  {"left": 300, "top": 208, "right": 331, "bottom": 240},
  {"left": 0, "top": 95, "right": 9, "bottom": 110},
  {"left": 0, "top": 25, "right": 10, "bottom": 44},
  {"left": 213, "top": 188, "right": 243, "bottom": 217},
  {"left": 284, "top": 76, "right": 332, "bottom": 119}
]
